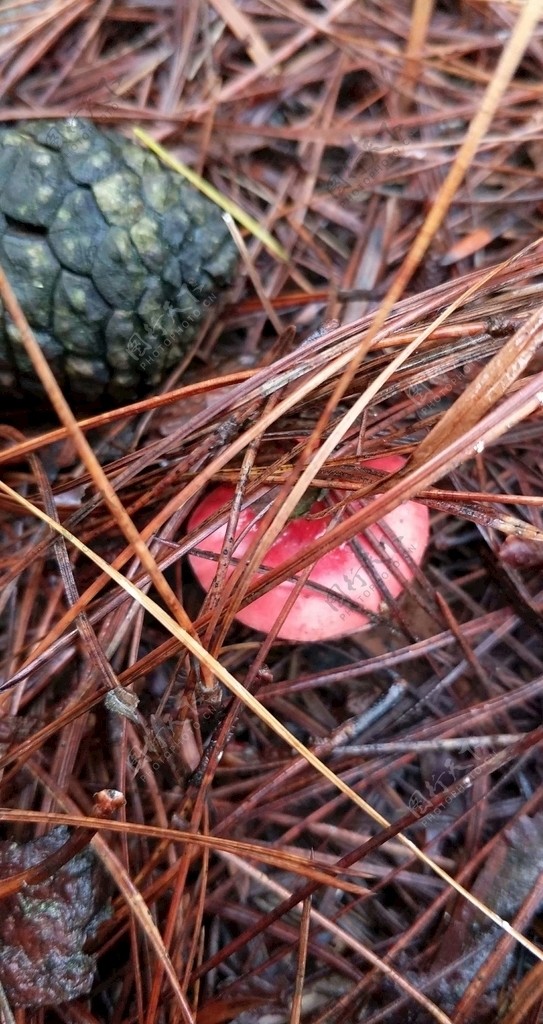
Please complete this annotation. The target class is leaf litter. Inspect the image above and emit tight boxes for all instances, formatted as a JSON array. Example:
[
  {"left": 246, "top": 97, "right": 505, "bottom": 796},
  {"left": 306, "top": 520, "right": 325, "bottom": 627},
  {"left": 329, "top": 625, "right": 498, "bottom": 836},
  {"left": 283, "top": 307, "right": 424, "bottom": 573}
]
[{"left": 1, "top": 2, "right": 543, "bottom": 1023}]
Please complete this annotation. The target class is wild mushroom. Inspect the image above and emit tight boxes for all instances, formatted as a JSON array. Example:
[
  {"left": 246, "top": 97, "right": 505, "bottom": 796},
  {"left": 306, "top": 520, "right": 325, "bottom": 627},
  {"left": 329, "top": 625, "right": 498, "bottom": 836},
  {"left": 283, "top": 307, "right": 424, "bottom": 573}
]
[{"left": 188, "top": 455, "right": 430, "bottom": 642}]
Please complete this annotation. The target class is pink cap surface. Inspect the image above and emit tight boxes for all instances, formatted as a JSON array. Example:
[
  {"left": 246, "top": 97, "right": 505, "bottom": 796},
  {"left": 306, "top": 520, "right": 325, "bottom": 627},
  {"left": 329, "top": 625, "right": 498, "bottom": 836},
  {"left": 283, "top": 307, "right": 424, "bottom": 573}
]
[{"left": 188, "top": 456, "right": 430, "bottom": 642}]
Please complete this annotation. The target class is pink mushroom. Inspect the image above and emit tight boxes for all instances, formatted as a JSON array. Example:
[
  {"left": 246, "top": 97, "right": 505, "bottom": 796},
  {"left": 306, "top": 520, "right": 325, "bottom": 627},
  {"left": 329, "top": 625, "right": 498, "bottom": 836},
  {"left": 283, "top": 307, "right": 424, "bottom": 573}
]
[{"left": 188, "top": 455, "right": 430, "bottom": 642}]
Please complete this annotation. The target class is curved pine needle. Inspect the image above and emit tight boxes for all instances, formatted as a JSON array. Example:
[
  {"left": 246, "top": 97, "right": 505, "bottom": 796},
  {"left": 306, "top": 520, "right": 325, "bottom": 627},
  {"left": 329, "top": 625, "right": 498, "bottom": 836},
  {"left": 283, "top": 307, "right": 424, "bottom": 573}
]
[
  {"left": 133, "top": 127, "right": 288, "bottom": 262},
  {"left": 2, "top": 478, "right": 543, "bottom": 969}
]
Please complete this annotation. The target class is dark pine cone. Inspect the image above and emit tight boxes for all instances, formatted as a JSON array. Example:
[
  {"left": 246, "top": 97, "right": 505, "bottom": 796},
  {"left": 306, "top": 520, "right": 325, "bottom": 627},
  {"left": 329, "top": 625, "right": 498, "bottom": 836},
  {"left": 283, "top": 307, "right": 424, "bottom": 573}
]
[
  {"left": 0, "top": 119, "right": 238, "bottom": 403},
  {"left": 0, "top": 826, "right": 109, "bottom": 1007}
]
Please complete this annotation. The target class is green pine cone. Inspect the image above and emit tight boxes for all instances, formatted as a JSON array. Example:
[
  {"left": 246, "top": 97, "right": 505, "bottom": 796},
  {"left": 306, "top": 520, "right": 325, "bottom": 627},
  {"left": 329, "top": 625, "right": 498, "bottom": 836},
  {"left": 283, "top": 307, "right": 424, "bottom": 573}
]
[{"left": 0, "top": 119, "right": 238, "bottom": 403}]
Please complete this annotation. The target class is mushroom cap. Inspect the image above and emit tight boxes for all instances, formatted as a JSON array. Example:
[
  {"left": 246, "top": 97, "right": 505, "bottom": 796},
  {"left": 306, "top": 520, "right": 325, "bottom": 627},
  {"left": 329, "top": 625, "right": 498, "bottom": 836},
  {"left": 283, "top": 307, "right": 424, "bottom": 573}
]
[{"left": 188, "top": 456, "right": 430, "bottom": 642}]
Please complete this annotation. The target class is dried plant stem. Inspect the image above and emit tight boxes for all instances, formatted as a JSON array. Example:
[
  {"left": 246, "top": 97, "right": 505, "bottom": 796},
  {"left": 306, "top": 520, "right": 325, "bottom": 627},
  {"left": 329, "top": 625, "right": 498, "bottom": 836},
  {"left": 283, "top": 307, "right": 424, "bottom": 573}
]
[{"left": 0, "top": 263, "right": 215, "bottom": 689}]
